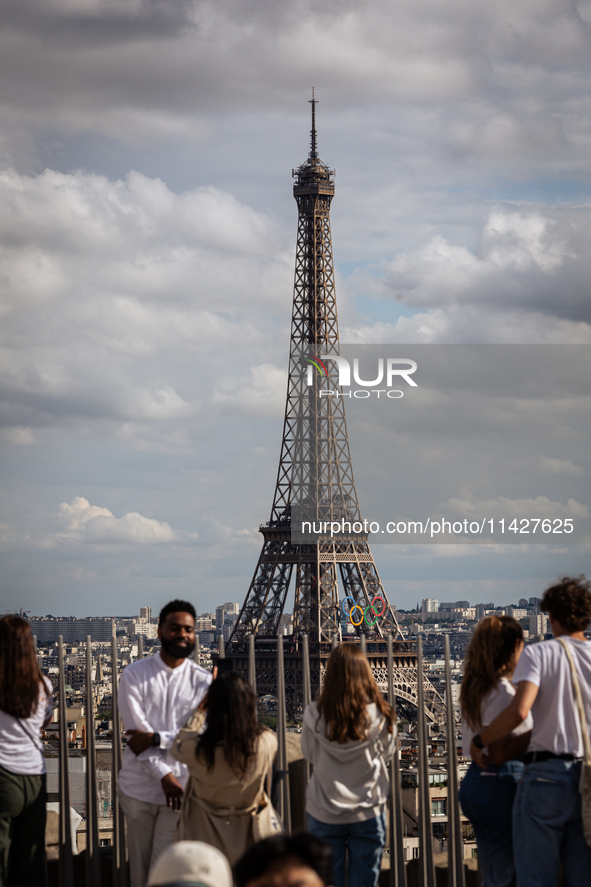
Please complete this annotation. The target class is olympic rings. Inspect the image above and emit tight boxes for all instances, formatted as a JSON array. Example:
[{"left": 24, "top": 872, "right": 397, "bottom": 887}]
[
  {"left": 340, "top": 594, "right": 386, "bottom": 626},
  {"left": 349, "top": 605, "right": 364, "bottom": 626}
]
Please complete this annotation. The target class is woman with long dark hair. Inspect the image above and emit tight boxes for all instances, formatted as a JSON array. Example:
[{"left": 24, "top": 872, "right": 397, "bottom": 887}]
[
  {"left": 0, "top": 615, "right": 53, "bottom": 887},
  {"left": 302, "top": 643, "right": 396, "bottom": 887},
  {"left": 171, "top": 672, "right": 278, "bottom": 865},
  {"left": 459, "top": 615, "right": 532, "bottom": 887}
]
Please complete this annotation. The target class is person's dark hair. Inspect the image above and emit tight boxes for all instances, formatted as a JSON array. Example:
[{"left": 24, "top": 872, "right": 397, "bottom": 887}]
[
  {"left": 0, "top": 615, "right": 45, "bottom": 719},
  {"left": 158, "top": 600, "right": 196, "bottom": 627},
  {"left": 460, "top": 615, "right": 523, "bottom": 731},
  {"left": 197, "top": 673, "right": 263, "bottom": 779},
  {"left": 541, "top": 576, "right": 591, "bottom": 633},
  {"left": 233, "top": 833, "right": 333, "bottom": 887},
  {"left": 317, "top": 643, "right": 395, "bottom": 743}
]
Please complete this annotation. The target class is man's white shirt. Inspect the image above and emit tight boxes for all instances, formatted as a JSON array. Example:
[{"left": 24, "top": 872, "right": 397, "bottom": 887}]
[
  {"left": 118, "top": 653, "right": 211, "bottom": 805},
  {"left": 513, "top": 636, "right": 591, "bottom": 757}
]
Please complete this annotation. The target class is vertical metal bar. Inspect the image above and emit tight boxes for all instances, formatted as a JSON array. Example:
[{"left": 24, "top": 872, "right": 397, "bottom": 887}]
[
  {"left": 416, "top": 636, "right": 436, "bottom": 887},
  {"left": 444, "top": 635, "right": 465, "bottom": 887},
  {"left": 86, "top": 637, "right": 102, "bottom": 887},
  {"left": 276, "top": 634, "right": 291, "bottom": 832},
  {"left": 249, "top": 634, "right": 257, "bottom": 693},
  {"left": 331, "top": 634, "right": 338, "bottom": 650},
  {"left": 387, "top": 633, "right": 407, "bottom": 887},
  {"left": 58, "top": 636, "right": 75, "bottom": 887},
  {"left": 360, "top": 633, "right": 367, "bottom": 655},
  {"left": 111, "top": 636, "right": 128, "bottom": 887},
  {"left": 137, "top": 634, "right": 144, "bottom": 660},
  {"left": 194, "top": 634, "right": 201, "bottom": 665},
  {"left": 302, "top": 634, "right": 312, "bottom": 785},
  {"left": 219, "top": 633, "right": 225, "bottom": 659}
]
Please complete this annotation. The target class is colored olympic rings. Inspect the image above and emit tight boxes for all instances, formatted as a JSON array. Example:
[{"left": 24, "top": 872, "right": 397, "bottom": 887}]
[{"left": 341, "top": 595, "right": 386, "bottom": 626}]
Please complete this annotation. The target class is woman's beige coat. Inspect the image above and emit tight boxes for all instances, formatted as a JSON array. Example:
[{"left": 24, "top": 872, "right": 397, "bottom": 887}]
[{"left": 171, "top": 710, "right": 278, "bottom": 865}]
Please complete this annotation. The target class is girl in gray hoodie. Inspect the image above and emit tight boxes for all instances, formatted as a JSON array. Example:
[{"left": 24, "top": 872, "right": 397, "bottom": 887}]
[{"left": 302, "top": 644, "right": 396, "bottom": 887}]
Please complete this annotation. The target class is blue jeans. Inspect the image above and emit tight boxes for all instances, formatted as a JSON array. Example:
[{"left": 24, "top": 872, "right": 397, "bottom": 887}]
[
  {"left": 513, "top": 759, "right": 591, "bottom": 887},
  {"left": 459, "top": 760, "right": 523, "bottom": 887},
  {"left": 307, "top": 811, "right": 386, "bottom": 887}
]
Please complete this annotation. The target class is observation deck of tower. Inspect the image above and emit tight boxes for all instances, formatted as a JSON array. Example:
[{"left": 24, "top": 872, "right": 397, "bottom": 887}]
[{"left": 226, "top": 94, "right": 445, "bottom": 722}]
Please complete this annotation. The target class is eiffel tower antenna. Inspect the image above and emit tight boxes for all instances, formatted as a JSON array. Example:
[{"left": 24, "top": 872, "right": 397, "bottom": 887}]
[
  {"left": 226, "top": 96, "right": 445, "bottom": 722},
  {"left": 309, "top": 87, "right": 318, "bottom": 160}
]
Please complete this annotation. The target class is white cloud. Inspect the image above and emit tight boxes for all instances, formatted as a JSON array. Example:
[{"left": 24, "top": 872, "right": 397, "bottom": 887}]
[
  {"left": 212, "top": 363, "right": 287, "bottom": 418},
  {"left": 57, "top": 496, "right": 186, "bottom": 545},
  {"left": 534, "top": 456, "right": 586, "bottom": 477}
]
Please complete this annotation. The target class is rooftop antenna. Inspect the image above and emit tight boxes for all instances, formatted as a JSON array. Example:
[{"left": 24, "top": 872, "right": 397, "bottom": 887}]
[{"left": 309, "top": 87, "right": 318, "bottom": 161}]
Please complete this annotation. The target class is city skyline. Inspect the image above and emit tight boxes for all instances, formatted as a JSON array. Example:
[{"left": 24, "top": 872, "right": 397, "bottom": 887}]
[{"left": 1, "top": 0, "right": 590, "bottom": 616}]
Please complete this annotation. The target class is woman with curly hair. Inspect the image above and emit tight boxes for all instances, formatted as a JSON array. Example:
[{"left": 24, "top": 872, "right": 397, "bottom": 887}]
[
  {"left": 171, "top": 672, "right": 278, "bottom": 866},
  {"left": 0, "top": 615, "right": 53, "bottom": 887},
  {"left": 302, "top": 643, "right": 396, "bottom": 887},
  {"left": 459, "top": 615, "right": 532, "bottom": 886}
]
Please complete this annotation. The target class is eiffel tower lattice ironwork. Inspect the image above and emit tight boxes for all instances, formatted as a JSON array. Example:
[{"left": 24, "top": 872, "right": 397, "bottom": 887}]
[{"left": 227, "top": 94, "right": 445, "bottom": 723}]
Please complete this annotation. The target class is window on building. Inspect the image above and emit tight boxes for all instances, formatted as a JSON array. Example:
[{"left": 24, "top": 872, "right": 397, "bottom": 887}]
[
  {"left": 431, "top": 799, "right": 447, "bottom": 817},
  {"left": 428, "top": 773, "right": 447, "bottom": 786}
]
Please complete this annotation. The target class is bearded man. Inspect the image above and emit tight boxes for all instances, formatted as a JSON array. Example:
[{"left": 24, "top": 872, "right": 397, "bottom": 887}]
[{"left": 118, "top": 600, "right": 212, "bottom": 887}]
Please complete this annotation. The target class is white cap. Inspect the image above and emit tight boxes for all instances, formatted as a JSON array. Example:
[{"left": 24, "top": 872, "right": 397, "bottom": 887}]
[{"left": 147, "top": 841, "right": 233, "bottom": 887}]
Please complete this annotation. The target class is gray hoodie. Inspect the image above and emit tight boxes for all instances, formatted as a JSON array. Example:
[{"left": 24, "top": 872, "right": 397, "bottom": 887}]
[{"left": 302, "top": 701, "right": 396, "bottom": 824}]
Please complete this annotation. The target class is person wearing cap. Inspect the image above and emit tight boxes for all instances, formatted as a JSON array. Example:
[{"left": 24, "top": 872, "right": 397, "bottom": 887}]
[{"left": 147, "top": 840, "right": 232, "bottom": 887}]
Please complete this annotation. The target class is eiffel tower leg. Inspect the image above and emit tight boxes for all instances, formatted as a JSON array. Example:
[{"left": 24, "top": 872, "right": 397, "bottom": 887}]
[
  {"left": 293, "top": 547, "right": 341, "bottom": 643},
  {"left": 231, "top": 540, "right": 294, "bottom": 640}
]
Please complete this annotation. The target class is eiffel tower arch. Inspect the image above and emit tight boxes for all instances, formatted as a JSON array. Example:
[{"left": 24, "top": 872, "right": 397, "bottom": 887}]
[{"left": 226, "top": 94, "right": 444, "bottom": 723}]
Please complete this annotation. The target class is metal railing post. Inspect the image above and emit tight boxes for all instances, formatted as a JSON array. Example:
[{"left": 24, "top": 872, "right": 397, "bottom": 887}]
[
  {"left": 360, "top": 633, "right": 367, "bottom": 655},
  {"left": 111, "top": 636, "right": 128, "bottom": 887},
  {"left": 219, "top": 634, "right": 225, "bottom": 659},
  {"left": 137, "top": 634, "right": 144, "bottom": 660},
  {"left": 249, "top": 634, "right": 257, "bottom": 693},
  {"left": 195, "top": 635, "right": 201, "bottom": 665},
  {"left": 276, "top": 634, "right": 291, "bottom": 832},
  {"left": 302, "top": 634, "right": 312, "bottom": 785},
  {"left": 444, "top": 636, "right": 465, "bottom": 887},
  {"left": 331, "top": 634, "right": 338, "bottom": 650},
  {"left": 387, "top": 633, "right": 407, "bottom": 887},
  {"left": 86, "top": 637, "right": 102, "bottom": 887},
  {"left": 416, "top": 636, "right": 436, "bottom": 887},
  {"left": 58, "top": 636, "right": 75, "bottom": 887}
]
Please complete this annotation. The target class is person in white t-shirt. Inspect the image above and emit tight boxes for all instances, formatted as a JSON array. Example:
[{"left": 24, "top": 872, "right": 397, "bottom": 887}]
[
  {"left": 0, "top": 615, "right": 53, "bottom": 887},
  {"left": 459, "top": 615, "right": 532, "bottom": 887},
  {"left": 470, "top": 576, "right": 591, "bottom": 887}
]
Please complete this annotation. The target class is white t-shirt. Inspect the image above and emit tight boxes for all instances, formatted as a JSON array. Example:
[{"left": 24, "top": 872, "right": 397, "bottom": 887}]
[
  {"left": 0, "top": 677, "right": 53, "bottom": 775},
  {"left": 513, "top": 636, "right": 591, "bottom": 757},
  {"left": 462, "top": 677, "right": 533, "bottom": 759}
]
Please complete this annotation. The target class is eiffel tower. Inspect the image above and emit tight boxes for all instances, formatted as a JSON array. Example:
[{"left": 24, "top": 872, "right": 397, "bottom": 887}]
[{"left": 227, "top": 94, "right": 444, "bottom": 722}]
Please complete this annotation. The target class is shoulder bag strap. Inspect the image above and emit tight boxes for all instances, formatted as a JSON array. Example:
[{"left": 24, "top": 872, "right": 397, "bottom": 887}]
[{"left": 557, "top": 637, "right": 591, "bottom": 766}]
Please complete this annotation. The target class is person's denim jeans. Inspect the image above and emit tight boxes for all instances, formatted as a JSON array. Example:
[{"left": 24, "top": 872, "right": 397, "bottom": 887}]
[
  {"left": 307, "top": 811, "right": 386, "bottom": 887},
  {"left": 459, "top": 760, "right": 523, "bottom": 887},
  {"left": 512, "top": 759, "right": 591, "bottom": 887}
]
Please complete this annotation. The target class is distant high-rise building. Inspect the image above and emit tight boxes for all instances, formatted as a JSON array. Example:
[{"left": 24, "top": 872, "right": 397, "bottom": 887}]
[
  {"left": 475, "top": 604, "right": 486, "bottom": 620},
  {"left": 529, "top": 614, "right": 549, "bottom": 637},
  {"left": 421, "top": 599, "right": 438, "bottom": 621},
  {"left": 27, "top": 617, "right": 115, "bottom": 643},
  {"left": 139, "top": 607, "right": 152, "bottom": 622},
  {"left": 518, "top": 598, "right": 528, "bottom": 608},
  {"left": 216, "top": 602, "right": 240, "bottom": 629}
]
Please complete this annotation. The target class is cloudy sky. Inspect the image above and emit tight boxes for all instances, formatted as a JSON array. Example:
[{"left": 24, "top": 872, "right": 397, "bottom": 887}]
[{"left": 1, "top": 0, "right": 590, "bottom": 618}]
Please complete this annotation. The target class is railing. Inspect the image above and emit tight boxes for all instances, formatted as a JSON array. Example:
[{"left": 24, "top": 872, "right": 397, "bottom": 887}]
[{"left": 52, "top": 632, "right": 466, "bottom": 886}]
